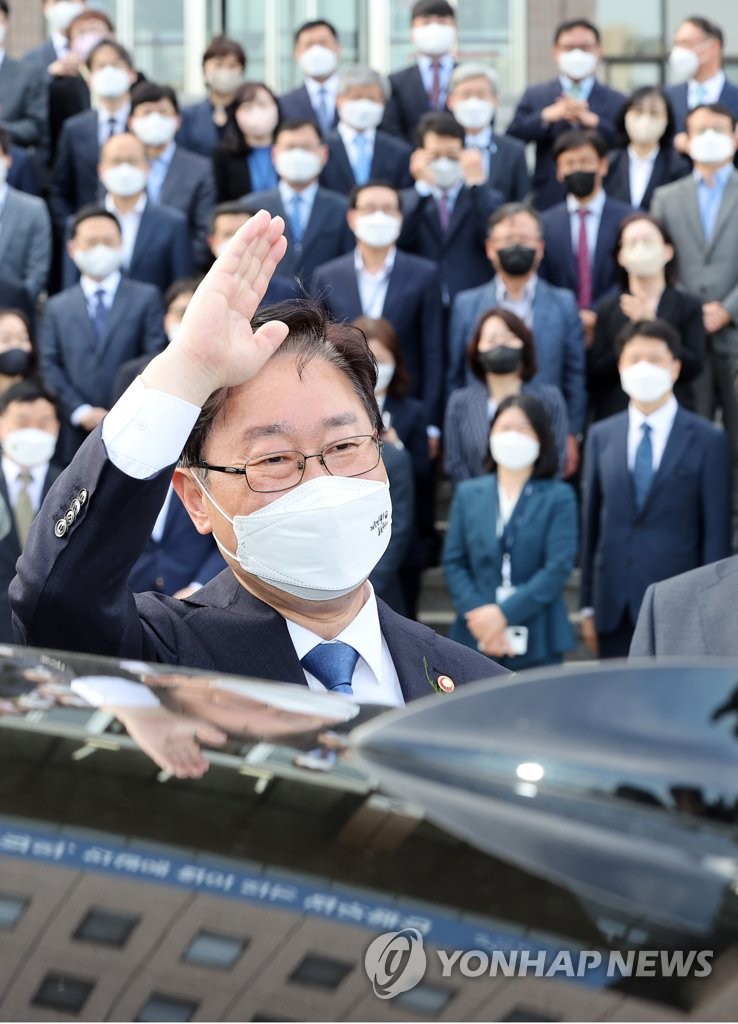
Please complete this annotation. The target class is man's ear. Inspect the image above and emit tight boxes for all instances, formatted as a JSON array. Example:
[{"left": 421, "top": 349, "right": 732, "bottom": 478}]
[{"left": 172, "top": 467, "right": 213, "bottom": 535}]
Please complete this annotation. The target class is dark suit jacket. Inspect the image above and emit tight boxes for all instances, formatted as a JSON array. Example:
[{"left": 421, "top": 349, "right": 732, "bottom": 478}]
[
  {"left": 539, "top": 195, "right": 634, "bottom": 307},
  {"left": 241, "top": 186, "right": 353, "bottom": 285},
  {"left": 319, "top": 130, "right": 413, "bottom": 195},
  {"left": 0, "top": 56, "right": 48, "bottom": 149},
  {"left": 10, "top": 431, "right": 507, "bottom": 698},
  {"left": 310, "top": 249, "right": 445, "bottom": 425},
  {"left": 506, "top": 78, "right": 626, "bottom": 210},
  {"left": 664, "top": 78, "right": 738, "bottom": 134},
  {"left": 483, "top": 132, "right": 531, "bottom": 202},
  {"left": 159, "top": 146, "right": 217, "bottom": 268},
  {"left": 213, "top": 145, "right": 253, "bottom": 202},
  {"left": 49, "top": 108, "right": 98, "bottom": 226},
  {"left": 177, "top": 99, "right": 222, "bottom": 158},
  {"left": 384, "top": 393, "right": 431, "bottom": 482},
  {"left": 0, "top": 274, "right": 35, "bottom": 326},
  {"left": 62, "top": 201, "right": 194, "bottom": 294},
  {"left": 398, "top": 184, "right": 504, "bottom": 302},
  {"left": 381, "top": 64, "right": 452, "bottom": 143},
  {"left": 368, "top": 441, "right": 413, "bottom": 615},
  {"left": 22, "top": 39, "right": 57, "bottom": 73},
  {"left": 581, "top": 406, "right": 731, "bottom": 634},
  {"left": 278, "top": 85, "right": 339, "bottom": 132},
  {"left": 603, "top": 145, "right": 690, "bottom": 210},
  {"left": 8, "top": 145, "right": 40, "bottom": 196}
]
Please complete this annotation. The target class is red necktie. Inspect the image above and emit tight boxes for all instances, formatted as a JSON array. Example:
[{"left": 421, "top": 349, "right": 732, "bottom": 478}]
[
  {"left": 576, "top": 207, "right": 592, "bottom": 309},
  {"left": 429, "top": 60, "right": 441, "bottom": 110}
]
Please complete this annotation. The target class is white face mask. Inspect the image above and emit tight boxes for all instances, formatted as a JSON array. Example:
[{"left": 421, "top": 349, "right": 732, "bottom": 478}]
[
  {"left": 374, "top": 362, "right": 395, "bottom": 395},
  {"left": 3, "top": 428, "right": 57, "bottom": 468},
  {"left": 490, "top": 431, "right": 540, "bottom": 471},
  {"left": 91, "top": 65, "right": 132, "bottom": 100},
  {"left": 275, "top": 148, "right": 322, "bottom": 184},
  {"left": 452, "top": 97, "right": 496, "bottom": 131},
  {"left": 430, "top": 156, "right": 462, "bottom": 189},
  {"left": 619, "top": 242, "right": 667, "bottom": 278},
  {"left": 625, "top": 112, "right": 667, "bottom": 146},
  {"left": 236, "top": 106, "right": 279, "bottom": 138},
  {"left": 340, "top": 99, "right": 384, "bottom": 132},
  {"left": 72, "top": 244, "right": 124, "bottom": 279},
  {"left": 689, "top": 129, "right": 735, "bottom": 165},
  {"left": 206, "top": 68, "right": 244, "bottom": 95},
  {"left": 298, "top": 44, "right": 339, "bottom": 79},
  {"left": 412, "top": 23, "right": 456, "bottom": 57},
  {"left": 353, "top": 211, "right": 402, "bottom": 248},
  {"left": 197, "top": 474, "right": 392, "bottom": 602},
  {"left": 101, "top": 163, "right": 148, "bottom": 197},
  {"left": 557, "top": 48, "right": 598, "bottom": 81},
  {"left": 165, "top": 324, "right": 181, "bottom": 344},
  {"left": 620, "top": 361, "right": 674, "bottom": 404},
  {"left": 45, "top": 0, "right": 86, "bottom": 33},
  {"left": 131, "top": 112, "right": 178, "bottom": 147},
  {"left": 668, "top": 45, "right": 700, "bottom": 82}
]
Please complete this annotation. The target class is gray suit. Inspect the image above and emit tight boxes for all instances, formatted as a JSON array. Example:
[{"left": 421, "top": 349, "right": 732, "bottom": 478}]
[
  {"left": 630, "top": 556, "right": 738, "bottom": 658},
  {"left": 158, "top": 145, "right": 216, "bottom": 268},
  {"left": 651, "top": 171, "right": 738, "bottom": 457},
  {"left": 0, "top": 186, "right": 52, "bottom": 300},
  {"left": 0, "top": 56, "right": 47, "bottom": 148}
]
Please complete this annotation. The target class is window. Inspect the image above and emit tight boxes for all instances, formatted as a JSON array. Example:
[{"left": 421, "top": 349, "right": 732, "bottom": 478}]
[
  {"left": 395, "top": 981, "right": 455, "bottom": 1014},
  {"left": 0, "top": 895, "right": 27, "bottom": 930},
  {"left": 32, "top": 974, "right": 95, "bottom": 1014},
  {"left": 288, "top": 952, "right": 353, "bottom": 989},
  {"left": 73, "top": 908, "right": 140, "bottom": 948},
  {"left": 136, "top": 993, "right": 199, "bottom": 1022},
  {"left": 183, "top": 930, "right": 248, "bottom": 969}
]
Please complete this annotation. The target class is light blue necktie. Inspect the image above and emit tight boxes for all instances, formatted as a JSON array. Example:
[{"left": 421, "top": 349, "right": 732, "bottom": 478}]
[
  {"left": 301, "top": 642, "right": 360, "bottom": 695},
  {"left": 353, "top": 133, "right": 372, "bottom": 185},
  {"left": 315, "top": 86, "right": 331, "bottom": 138},
  {"left": 289, "top": 193, "right": 305, "bottom": 248},
  {"left": 633, "top": 422, "right": 653, "bottom": 511}
]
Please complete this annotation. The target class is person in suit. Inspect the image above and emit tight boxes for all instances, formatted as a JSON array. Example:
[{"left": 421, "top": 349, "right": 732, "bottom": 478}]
[
  {"left": 61, "top": 132, "right": 193, "bottom": 293},
  {"left": 444, "top": 393, "right": 577, "bottom": 670},
  {"left": 0, "top": 130, "right": 52, "bottom": 302},
  {"left": 398, "top": 111, "right": 504, "bottom": 306},
  {"left": 177, "top": 36, "right": 246, "bottom": 159},
  {"left": 0, "top": 380, "right": 61, "bottom": 642},
  {"left": 381, "top": 0, "right": 457, "bottom": 143},
  {"left": 580, "top": 319, "right": 731, "bottom": 659},
  {"left": 604, "top": 87, "right": 691, "bottom": 211},
  {"left": 590, "top": 213, "right": 705, "bottom": 420},
  {"left": 0, "top": 309, "right": 36, "bottom": 395},
  {"left": 538, "top": 128, "right": 634, "bottom": 349},
  {"left": 320, "top": 66, "right": 413, "bottom": 196},
  {"left": 0, "top": 279, "right": 34, "bottom": 327},
  {"left": 7, "top": 144, "right": 41, "bottom": 197},
  {"left": 11, "top": 210, "right": 507, "bottom": 701},
  {"left": 38, "top": 206, "right": 164, "bottom": 462},
  {"left": 279, "top": 20, "right": 341, "bottom": 138},
  {"left": 212, "top": 81, "right": 280, "bottom": 202},
  {"left": 506, "top": 18, "right": 625, "bottom": 211},
  {"left": 447, "top": 63, "right": 530, "bottom": 203},
  {"left": 311, "top": 181, "right": 444, "bottom": 436},
  {"left": 24, "top": 0, "right": 89, "bottom": 75},
  {"left": 49, "top": 38, "right": 137, "bottom": 228},
  {"left": 650, "top": 102, "right": 738, "bottom": 463},
  {"left": 448, "top": 201, "right": 587, "bottom": 473},
  {"left": 206, "top": 203, "right": 300, "bottom": 304},
  {"left": 242, "top": 119, "right": 353, "bottom": 287},
  {"left": 129, "top": 82, "right": 216, "bottom": 269},
  {"left": 0, "top": 2, "right": 48, "bottom": 151}
]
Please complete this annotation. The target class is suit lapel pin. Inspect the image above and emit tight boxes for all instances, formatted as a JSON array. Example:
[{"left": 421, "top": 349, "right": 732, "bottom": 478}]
[{"left": 423, "top": 657, "right": 455, "bottom": 694}]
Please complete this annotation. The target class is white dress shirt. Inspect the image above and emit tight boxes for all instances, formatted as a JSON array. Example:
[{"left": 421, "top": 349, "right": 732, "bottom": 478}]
[
  {"left": 2, "top": 456, "right": 47, "bottom": 516},
  {"left": 97, "top": 101, "right": 132, "bottom": 147},
  {"left": 567, "top": 188, "right": 606, "bottom": 265},
  {"left": 104, "top": 192, "right": 146, "bottom": 269},
  {"left": 627, "top": 394, "right": 678, "bottom": 472},
  {"left": 627, "top": 145, "right": 658, "bottom": 208},
  {"left": 354, "top": 245, "right": 395, "bottom": 318},
  {"left": 417, "top": 53, "right": 455, "bottom": 109},
  {"left": 52, "top": 31, "right": 69, "bottom": 60},
  {"left": 688, "top": 70, "right": 725, "bottom": 109}
]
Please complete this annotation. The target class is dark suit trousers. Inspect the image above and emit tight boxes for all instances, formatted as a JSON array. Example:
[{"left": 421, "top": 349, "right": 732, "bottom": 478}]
[{"left": 598, "top": 609, "right": 635, "bottom": 659}]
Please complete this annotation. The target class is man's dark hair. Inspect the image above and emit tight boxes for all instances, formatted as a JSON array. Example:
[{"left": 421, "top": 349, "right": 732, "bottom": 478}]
[
  {"left": 613, "top": 212, "right": 678, "bottom": 289},
  {"left": 487, "top": 202, "right": 542, "bottom": 238},
  {"left": 202, "top": 35, "right": 247, "bottom": 68},
  {"left": 416, "top": 111, "right": 464, "bottom": 146},
  {"left": 0, "top": 379, "right": 59, "bottom": 419},
  {"left": 87, "top": 38, "right": 134, "bottom": 71},
  {"left": 70, "top": 205, "right": 122, "bottom": 238},
  {"left": 682, "top": 16, "right": 724, "bottom": 47},
  {"left": 209, "top": 201, "right": 259, "bottom": 233},
  {"left": 686, "top": 101, "right": 737, "bottom": 131},
  {"left": 294, "top": 19, "right": 339, "bottom": 45},
  {"left": 130, "top": 81, "right": 179, "bottom": 115},
  {"left": 275, "top": 118, "right": 323, "bottom": 143},
  {"left": 164, "top": 276, "right": 203, "bottom": 312},
  {"left": 467, "top": 307, "right": 538, "bottom": 383},
  {"left": 348, "top": 180, "right": 401, "bottom": 210},
  {"left": 616, "top": 86, "right": 675, "bottom": 144},
  {"left": 180, "top": 303, "right": 382, "bottom": 470},
  {"left": 0, "top": 128, "right": 11, "bottom": 157},
  {"left": 352, "top": 316, "right": 414, "bottom": 398},
  {"left": 411, "top": 0, "right": 456, "bottom": 21},
  {"left": 489, "top": 394, "right": 559, "bottom": 480},
  {"left": 552, "top": 127, "right": 607, "bottom": 160},
  {"left": 554, "top": 18, "right": 600, "bottom": 44},
  {"left": 614, "top": 319, "right": 682, "bottom": 361}
]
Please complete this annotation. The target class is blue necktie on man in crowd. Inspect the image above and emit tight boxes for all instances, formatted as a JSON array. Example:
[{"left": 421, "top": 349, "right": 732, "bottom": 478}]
[{"left": 301, "top": 641, "right": 360, "bottom": 695}]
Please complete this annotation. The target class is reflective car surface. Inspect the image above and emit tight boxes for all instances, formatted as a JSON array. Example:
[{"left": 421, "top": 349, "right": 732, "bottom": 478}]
[{"left": 0, "top": 649, "right": 737, "bottom": 1022}]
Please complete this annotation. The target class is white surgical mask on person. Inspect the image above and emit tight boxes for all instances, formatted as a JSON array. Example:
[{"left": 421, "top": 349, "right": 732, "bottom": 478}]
[
  {"left": 196, "top": 474, "right": 392, "bottom": 602},
  {"left": 619, "top": 242, "right": 668, "bottom": 278},
  {"left": 274, "top": 148, "right": 322, "bottom": 183},
  {"left": 91, "top": 65, "right": 132, "bottom": 100},
  {"left": 430, "top": 156, "right": 462, "bottom": 189},
  {"left": 340, "top": 99, "right": 384, "bottom": 132},
  {"left": 206, "top": 68, "right": 243, "bottom": 94},
  {"left": 490, "top": 431, "right": 540, "bottom": 471},
  {"left": 412, "top": 23, "right": 456, "bottom": 57},
  {"left": 625, "top": 112, "right": 668, "bottom": 146},
  {"left": 620, "top": 361, "right": 674, "bottom": 404},
  {"left": 101, "top": 163, "right": 148, "bottom": 197},
  {"left": 131, "top": 112, "right": 178, "bottom": 147},
  {"left": 236, "top": 107, "right": 279, "bottom": 138},
  {"left": 557, "top": 48, "right": 598, "bottom": 80},
  {"left": 353, "top": 211, "right": 402, "bottom": 248},
  {"left": 452, "top": 97, "right": 496, "bottom": 131},
  {"left": 668, "top": 46, "right": 700, "bottom": 82},
  {"left": 689, "top": 129, "right": 735, "bottom": 165},
  {"left": 298, "top": 45, "right": 339, "bottom": 79},
  {"left": 72, "top": 245, "right": 124, "bottom": 279},
  {"left": 0, "top": 24, "right": 7, "bottom": 45},
  {"left": 2, "top": 429, "right": 57, "bottom": 469},
  {"left": 374, "top": 362, "right": 395, "bottom": 395},
  {"left": 45, "top": 0, "right": 86, "bottom": 33}
]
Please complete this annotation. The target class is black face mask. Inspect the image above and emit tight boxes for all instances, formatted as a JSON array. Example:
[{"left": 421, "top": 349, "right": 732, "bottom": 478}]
[
  {"left": 496, "top": 244, "right": 537, "bottom": 276},
  {"left": 564, "top": 170, "right": 597, "bottom": 198},
  {"left": 0, "top": 348, "right": 33, "bottom": 377},
  {"left": 478, "top": 345, "right": 523, "bottom": 376}
]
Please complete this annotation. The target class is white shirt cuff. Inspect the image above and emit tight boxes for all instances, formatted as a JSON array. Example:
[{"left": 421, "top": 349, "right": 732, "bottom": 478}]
[
  {"left": 414, "top": 181, "right": 433, "bottom": 196},
  {"left": 71, "top": 404, "right": 92, "bottom": 427},
  {"left": 71, "top": 677, "right": 160, "bottom": 708},
  {"left": 580, "top": 607, "right": 595, "bottom": 618},
  {"left": 427, "top": 425, "right": 441, "bottom": 438},
  {"left": 102, "top": 376, "right": 202, "bottom": 480}
]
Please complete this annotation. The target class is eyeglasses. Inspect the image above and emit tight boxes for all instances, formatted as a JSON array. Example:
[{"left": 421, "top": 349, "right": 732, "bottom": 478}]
[{"left": 194, "top": 433, "right": 383, "bottom": 494}]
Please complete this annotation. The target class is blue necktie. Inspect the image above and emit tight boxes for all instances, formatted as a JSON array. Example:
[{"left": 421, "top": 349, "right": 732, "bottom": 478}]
[
  {"left": 92, "top": 288, "right": 108, "bottom": 343},
  {"left": 301, "top": 642, "right": 359, "bottom": 695},
  {"left": 633, "top": 422, "right": 653, "bottom": 511},
  {"left": 353, "top": 133, "right": 372, "bottom": 185},
  {"left": 315, "top": 86, "right": 331, "bottom": 138},
  {"left": 289, "top": 193, "right": 305, "bottom": 248}
]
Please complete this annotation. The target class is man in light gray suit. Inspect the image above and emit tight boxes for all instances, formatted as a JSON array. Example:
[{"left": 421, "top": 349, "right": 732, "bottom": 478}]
[
  {"left": 0, "top": 2, "right": 48, "bottom": 150},
  {"left": 650, "top": 102, "right": 738, "bottom": 461},
  {"left": 0, "top": 131, "right": 51, "bottom": 301}
]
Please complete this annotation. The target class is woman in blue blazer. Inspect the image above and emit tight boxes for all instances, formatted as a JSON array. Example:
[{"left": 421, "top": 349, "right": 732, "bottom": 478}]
[{"left": 443, "top": 393, "right": 577, "bottom": 670}]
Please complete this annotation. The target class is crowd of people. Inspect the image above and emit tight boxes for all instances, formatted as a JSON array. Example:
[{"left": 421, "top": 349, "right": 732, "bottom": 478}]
[{"left": 1, "top": 0, "right": 737, "bottom": 682}]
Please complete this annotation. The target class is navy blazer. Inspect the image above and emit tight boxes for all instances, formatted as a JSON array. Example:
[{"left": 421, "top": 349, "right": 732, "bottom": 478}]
[
  {"left": 159, "top": 145, "right": 217, "bottom": 268},
  {"left": 49, "top": 108, "right": 99, "bottom": 226},
  {"left": 319, "top": 130, "right": 413, "bottom": 195},
  {"left": 538, "top": 195, "right": 634, "bottom": 308},
  {"left": 8, "top": 145, "right": 40, "bottom": 196},
  {"left": 581, "top": 406, "right": 732, "bottom": 633},
  {"left": 483, "top": 132, "right": 531, "bottom": 202},
  {"left": 381, "top": 64, "right": 452, "bottom": 143},
  {"left": 384, "top": 393, "right": 431, "bottom": 482},
  {"left": 278, "top": 85, "right": 339, "bottom": 133},
  {"left": 22, "top": 39, "right": 57, "bottom": 74},
  {"left": 398, "top": 184, "right": 504, "bottom": 303},
  {"left": 603, "top": 145, "right": 690, "bottom": 210},
  {"left": 241, "top": 186, "right": 354, "bottom": 285},
  {"left": 506, "top": 78, "right": 626, "bottom": 210},
  {"left": 443, "top": 475, "right": 577, "bottom": 669},
  {"left": 10, "top": 431, "right": 507, "bottom": 698},
  {"left": 664, "top": 78, "right": 738, "bottom": 133},
  {"left": 177, "top": 99, "right": 221, "bottom": 158},
  {"left": 310, "top": 248, "right": 445, "bottom": 426}
]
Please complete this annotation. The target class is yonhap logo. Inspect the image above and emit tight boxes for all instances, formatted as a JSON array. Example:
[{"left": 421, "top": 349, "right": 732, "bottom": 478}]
[{"left": 364, "top": 928, "right": 427, "bottom": 998}]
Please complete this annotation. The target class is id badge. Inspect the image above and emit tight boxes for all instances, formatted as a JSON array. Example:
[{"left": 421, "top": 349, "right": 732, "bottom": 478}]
[{"left": 496, "top": 583, "right": 517, "bottom": 604}]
